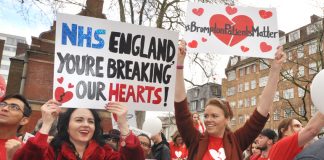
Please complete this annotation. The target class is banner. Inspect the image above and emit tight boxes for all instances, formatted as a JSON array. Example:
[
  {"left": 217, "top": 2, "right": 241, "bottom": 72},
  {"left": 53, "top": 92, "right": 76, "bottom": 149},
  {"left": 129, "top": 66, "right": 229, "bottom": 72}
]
[
  {"left": 54, "top": 13, "right": 178, "bottom": 111},
  {"left": 184, "top": 3, "right": 279, "bottom": 59}
]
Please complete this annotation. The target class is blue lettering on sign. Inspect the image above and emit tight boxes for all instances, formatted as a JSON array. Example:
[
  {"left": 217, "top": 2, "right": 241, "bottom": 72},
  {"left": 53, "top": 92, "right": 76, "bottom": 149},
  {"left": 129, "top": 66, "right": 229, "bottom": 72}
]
[{"left": 61, "top": 23, "right": 106, "bottom": 49}]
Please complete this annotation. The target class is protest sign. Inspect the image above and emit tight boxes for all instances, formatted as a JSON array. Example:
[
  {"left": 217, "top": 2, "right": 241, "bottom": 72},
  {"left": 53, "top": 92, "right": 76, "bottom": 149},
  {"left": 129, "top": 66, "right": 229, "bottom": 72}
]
[
  {"left": 54, "top": 13, "right": 178, "bottom": 111},
  {"left": 184, "top": 2, "right": 279, "bottom": 59}
]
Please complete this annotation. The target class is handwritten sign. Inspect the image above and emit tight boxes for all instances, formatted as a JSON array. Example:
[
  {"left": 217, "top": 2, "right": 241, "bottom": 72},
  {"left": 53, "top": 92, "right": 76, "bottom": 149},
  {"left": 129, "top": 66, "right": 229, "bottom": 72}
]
[
  {"left": 54, "top": 13, "right": 178, "bottom": 111},
  {"left": 184, "top": 3, "right": 279, "bottom": 59}
]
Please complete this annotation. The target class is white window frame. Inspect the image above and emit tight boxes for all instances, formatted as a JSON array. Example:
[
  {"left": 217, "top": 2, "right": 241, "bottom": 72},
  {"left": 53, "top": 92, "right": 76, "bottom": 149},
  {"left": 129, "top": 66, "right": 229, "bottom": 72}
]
[{"left": 289, "top": 30, "right": 300, "bottom": 42}]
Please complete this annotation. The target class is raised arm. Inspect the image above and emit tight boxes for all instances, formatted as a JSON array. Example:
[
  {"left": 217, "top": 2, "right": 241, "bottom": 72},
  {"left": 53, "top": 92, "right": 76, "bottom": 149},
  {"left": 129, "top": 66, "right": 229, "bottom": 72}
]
[
  {"left": 257, "top": 46, "right": 286, "bottom": 116},
  {"left": 175, "top": 40, "right": 187, "bottom": 102},
  {"left": 298, "top": 112, "right": 324, "bottom": 146}
]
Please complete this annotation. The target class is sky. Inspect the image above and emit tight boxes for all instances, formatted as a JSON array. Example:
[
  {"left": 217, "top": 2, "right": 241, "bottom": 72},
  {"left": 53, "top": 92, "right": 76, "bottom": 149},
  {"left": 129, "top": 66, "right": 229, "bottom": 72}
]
[{"left": 0, "top": 0, "right": 323, "bottom": 118}]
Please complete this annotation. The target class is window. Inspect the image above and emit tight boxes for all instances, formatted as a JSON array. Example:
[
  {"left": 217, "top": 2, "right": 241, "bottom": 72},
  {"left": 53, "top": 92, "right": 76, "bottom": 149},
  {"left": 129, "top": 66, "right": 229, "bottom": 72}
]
[
  {"left": 287, "top": 51, "right": 292, "bottom": 60},
  {"left": 298, "top": 66, "right": 304, "bottom": 77},
  {"left": 239, "top": 68, "right": 244, "bottom": 77},
  {"left": 193, "top": 89, "right": 199, "bottom": 97},
  {"left": 244, "top": 82, "right": 249, "bottom": 91},
  {"left": 283, "top": 88, "right": 294, "bottom": 99},
  {"left": 251, "top": 96, "right": 256, "bottom": 106},
  {"left": 311, "top": 105, "right": 318, "bottom": 116},
  {"left": 4, "top": 46, "right": 16, "bottom": 52},
  {"left": 297, "top": 46, "right": 304, "bottom": 58},
  {"left": 244, "top": 98, "right": 250, "bottom": 107},
  {"left": 299, "top": 106, "right": 305, "bottom": 116},
  {"left": 238, "top": 84, "right": 243, "bottom": 93},
  {"left": 228, "top": 70, "right": 236, "bottom": 81},
  {"left": 260, "top": 60, "right": 269, "bottom": 70},
  {"left": 238, "top": 100, "right": 243, "bottom": 108},
  {"left": 273, "top": 109, "right": 280, "bottom": 121},
  {"left": 239, "top": 115, "right": 244, "bottom": 124},
  {"left": 273, "top": 91, "right": 280, "bottom": 102},
  {"left": 230, "top": 101, "right": 236, "bottom": 108},
  {"left": 259, "top": 76, "right": 269, "bottom": 87},
  {"left": 190, "top": 101, "right": 198, "bottom": 111},
  {"left": 309, "top": 62, "right": 317, "bottom": 75},
  {"left": 5, "top": 37, "right": 16, "bottom": 45},
  {"left": 200, "top": 99, "right": 205, "bottom": 110},
  {"left": 250, "top": 80, "right": 256, "bottom": 89},
  {"left": 283, "top": 69, "right": 293, "bottom": 79},
  {"left": 252, "top": 64, "right": 256, "bottom": 72},
  {"left": 230, "top": 57, "right": 238, "bottom": 66},
  {"left": 279, "top": 36, "right": 286, "bottom": 45},
  {"left": 246, "top": 66, "right": 250, "bottom": 75},
  {"left": 231, "top": 118, "right": 236, "bottom": 126},
  {"left": 309, "top": 42, "right": 318, "bottom": 54},
  {"left": 284, "top": 108, "right": 294, "bottom": 118},
  {"left": 227, "top": 87, "right": 236, "bottom": 96},
  {"left": 307, "top": 21, "right": 323, "bottom": 35},
  {"left": 298, "top": 87, "right": 305, "bottom": 97},
  {"left": 289, "top": 30, "right": 300, "bottom": 42}
]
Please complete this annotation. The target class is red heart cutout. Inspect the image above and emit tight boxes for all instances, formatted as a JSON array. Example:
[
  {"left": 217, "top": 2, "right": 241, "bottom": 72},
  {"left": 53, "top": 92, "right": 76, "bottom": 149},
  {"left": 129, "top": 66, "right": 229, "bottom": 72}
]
[
  {"left": 68, "top": 83, "right": 74, "bottom": 88},
  {"left": 57, "top": 77, "right": 64, "bottom": 84},
  {"left": 209, "top": 14, "right": 254, "bottom": 47},
  {"left": 226, "top": 6, "right": 237, "bottom": 15},
  {"left": 259, "top": 10, "right": 272, "bottom": 19},
  {"left": 55, "top": 87, "right": 73, "bottom": 103},
  {"left": 188, "top": 40, "right": 198, "bottom": 48},
  {"left": 112, "top": 113, "right": 118, "bottom": 122},
  {"left": 241, "top": 46, "right": 249, "bottom": 52},
  {"left": 260, "top": 42, "right": 272, "bottom": 52},
  {"left": 202, "top": 37, "right": 207, "bottom": 42},
  {"left": 192, "top": 8, "right": 204, "bottom": 16}
]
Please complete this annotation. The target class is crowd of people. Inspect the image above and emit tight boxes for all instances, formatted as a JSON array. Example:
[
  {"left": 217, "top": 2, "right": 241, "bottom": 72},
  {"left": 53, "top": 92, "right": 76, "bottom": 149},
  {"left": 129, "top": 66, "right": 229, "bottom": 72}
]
[{"left": 0, "top": 41, "right": 324, "bottom": 160}]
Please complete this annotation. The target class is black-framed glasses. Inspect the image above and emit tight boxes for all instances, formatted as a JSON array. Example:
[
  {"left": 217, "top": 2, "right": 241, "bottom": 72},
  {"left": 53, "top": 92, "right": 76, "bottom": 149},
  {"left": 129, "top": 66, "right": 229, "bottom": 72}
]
[
  {"left": 140, "top": 141, "right": 151, "bottom": 148},
  {"left": 0, "top": 102, "right": 25, "bottom": 115}
]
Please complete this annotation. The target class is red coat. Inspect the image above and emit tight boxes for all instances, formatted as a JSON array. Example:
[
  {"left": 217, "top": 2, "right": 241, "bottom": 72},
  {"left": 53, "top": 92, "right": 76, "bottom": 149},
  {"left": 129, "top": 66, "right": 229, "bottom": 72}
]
[{"left": 13, "top": 132, "right": 144, "bottom": 160}]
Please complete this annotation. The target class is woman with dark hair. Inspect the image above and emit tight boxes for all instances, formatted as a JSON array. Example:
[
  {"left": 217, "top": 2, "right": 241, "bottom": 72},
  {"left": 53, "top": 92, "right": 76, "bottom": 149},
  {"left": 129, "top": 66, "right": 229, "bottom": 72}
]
[
  {"left": 174, "top": 40, "right": 286, "bottom": 160},
  {"left": 13, "top": 100, "right": 144, "bottom": 160}
]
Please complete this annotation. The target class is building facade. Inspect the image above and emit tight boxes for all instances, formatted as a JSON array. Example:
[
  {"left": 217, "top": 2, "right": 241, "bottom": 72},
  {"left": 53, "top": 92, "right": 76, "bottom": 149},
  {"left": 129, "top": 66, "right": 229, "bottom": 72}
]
[
  {"left": 0, "top": 33, "right": 26, "bottom": 82},
  {"left": 222, "top": 15, "right": 324, "bottom": 131}
]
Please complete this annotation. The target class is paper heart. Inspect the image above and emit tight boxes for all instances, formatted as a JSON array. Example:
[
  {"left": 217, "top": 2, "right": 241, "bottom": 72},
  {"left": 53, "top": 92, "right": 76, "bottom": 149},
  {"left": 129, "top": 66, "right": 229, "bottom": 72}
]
[
  {"left": 241, "top": 46, "right": 249, "bottom": 52},
  {"left": 202, "top": 37, "right": 207, "bottom": 42},
  {"left": 192, "top": 8, "right": 204, "bottom": 16},
  {"left": 226, "top": 6, "right": 237, "bottom": 15},
  {"left": 260, "top": 42, "right": 272, "bottom": 52},
  {"left": 259, "top": 10, "right": 272, "bottom": 19},
  {"left": 55, "top": 87, "right": 73, "bottom": 103},
  {"left": 57, "top": 77, "right": 64, "bottom": 84},
  {"left": 175, "top": 151, "right": 182, "bottom": 158},
  {"left": 112, "top": 113, "right": 118, "bottom": 122},
  {"left": 68, "top": 83, "right": 74, "bottom": 88},
  {"left": 210, "top": 14, "right": 254, "bottom": 47},
  {"left": 209, "top": 148, "right": 226, "bottom": 160},
  {"left": 188, "top": 40, "right": 198, "bottom": 48}
]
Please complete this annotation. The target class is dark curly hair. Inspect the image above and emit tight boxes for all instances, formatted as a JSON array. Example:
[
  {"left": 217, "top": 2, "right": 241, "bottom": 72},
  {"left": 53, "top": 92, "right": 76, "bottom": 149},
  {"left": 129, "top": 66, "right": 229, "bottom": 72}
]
[{"left": 50, "top": 108, "right": 105, "bottom": 152}]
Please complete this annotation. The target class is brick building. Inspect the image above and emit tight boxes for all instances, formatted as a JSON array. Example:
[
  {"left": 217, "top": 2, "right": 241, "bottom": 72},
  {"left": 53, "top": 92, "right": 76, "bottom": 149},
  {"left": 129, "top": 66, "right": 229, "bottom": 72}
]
[
  {"left": 6, "top": 0, "right": 115, "bottom": 133},
  {"left": 222, "top": 15, "right": 324, "bottom": 131}
]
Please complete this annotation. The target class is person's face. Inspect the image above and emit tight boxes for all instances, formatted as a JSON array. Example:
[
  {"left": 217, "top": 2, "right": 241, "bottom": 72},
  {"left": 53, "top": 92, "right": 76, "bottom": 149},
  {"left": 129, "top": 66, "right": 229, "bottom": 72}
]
[
  {"left": 68, "top": 109, "right": 95, "bottom": 145},
  {"left": 138, "top": 136, "right": 151, "bottom": 157},
  {"left": 255, "top": 135, "right": 271, "bottom": 149},
  {"left": 0, "top": 98, "right": 28, "bottom": 126},
  {"left": 291, "top": 119, "right": 303, "bottom": 133},
  {"left": 252, "top": 142, "right": 261, "bottom": 155},
  {"left": 193, "top": 114, "right": 199, "bottom": 122},
  {"left": 203, "top": 105, "right": 228, "bottom": 137},
  {"left": 175, "top": 136, "right": 183, "bottom": 145}
]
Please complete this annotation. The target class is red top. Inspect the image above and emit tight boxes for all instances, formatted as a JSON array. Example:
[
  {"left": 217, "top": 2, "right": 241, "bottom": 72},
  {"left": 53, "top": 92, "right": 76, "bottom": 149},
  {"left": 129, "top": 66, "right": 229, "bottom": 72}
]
[
  {"left": 202, "top": 136, "right": 225, "bottom": 160},
  {"left": 169, "top": 141, "right": 188, "bottom": 159},
  {"left": 250, "top": 154, "right": 269, "bottom": 160},
  {"left": 13, "top": 132, "right": 144, "bottom": 160},
  {"left": 268, "top": 133, "right": 303, "bottom": 160},
  {"left": 0, "top": 137, "right": 18, "bottom": 160}
]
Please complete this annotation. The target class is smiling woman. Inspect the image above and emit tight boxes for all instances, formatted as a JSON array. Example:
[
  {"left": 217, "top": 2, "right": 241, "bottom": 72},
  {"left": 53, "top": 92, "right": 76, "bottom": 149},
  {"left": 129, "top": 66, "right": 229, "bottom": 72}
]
[{"left": 12, "top": 100, "right": 145, "bottom": 160}]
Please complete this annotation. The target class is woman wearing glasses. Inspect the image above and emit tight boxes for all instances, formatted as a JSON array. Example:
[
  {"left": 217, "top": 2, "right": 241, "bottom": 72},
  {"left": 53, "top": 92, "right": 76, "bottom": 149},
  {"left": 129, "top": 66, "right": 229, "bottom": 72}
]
[{"left": 12, "top": 100, "right": 144, "bottom": 160}]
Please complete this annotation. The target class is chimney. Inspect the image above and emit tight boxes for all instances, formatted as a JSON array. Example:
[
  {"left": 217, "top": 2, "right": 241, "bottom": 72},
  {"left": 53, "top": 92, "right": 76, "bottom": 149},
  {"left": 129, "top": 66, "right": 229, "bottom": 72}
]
[
  {"left": 16, "top": 42, "right": 29, "bottom": 56},
  {"left": 310, "top": 14, "right": 321, "bottom": 23},
  {"left": 279, "top": 30, "right": 285, "bottom": 37}
]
